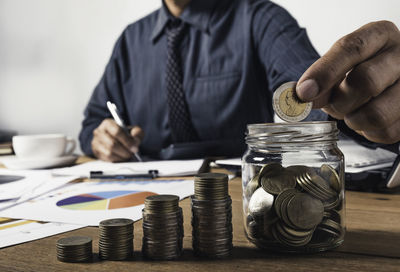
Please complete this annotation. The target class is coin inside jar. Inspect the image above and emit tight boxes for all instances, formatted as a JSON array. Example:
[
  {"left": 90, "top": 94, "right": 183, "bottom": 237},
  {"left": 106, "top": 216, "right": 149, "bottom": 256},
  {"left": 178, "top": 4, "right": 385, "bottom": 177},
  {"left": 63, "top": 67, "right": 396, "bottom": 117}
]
[
  {"left": 320, "top": 164, "right": 341, "bottom": 193},
  {"left": 272, "top": 81, "right": 312, "bottom": 122},
  {"left": 248, "top": 187, "right": 274, "bottom": 217},
  {"left": 245, "top": 173, "right": 260, "bottom": 199},
  {"left": 260, "top": 171, "right": 297, "bottom": 195},
  {"left": 286, "top": 193, "right": 324, "bottom": 230}
]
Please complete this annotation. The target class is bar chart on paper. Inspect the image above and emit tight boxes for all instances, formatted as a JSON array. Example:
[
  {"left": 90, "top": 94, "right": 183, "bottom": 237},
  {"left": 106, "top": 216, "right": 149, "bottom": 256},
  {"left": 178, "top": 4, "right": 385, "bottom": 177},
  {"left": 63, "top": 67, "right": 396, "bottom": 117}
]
[{"left": 56, "top": 191, "right": 157, "bottom": 210}]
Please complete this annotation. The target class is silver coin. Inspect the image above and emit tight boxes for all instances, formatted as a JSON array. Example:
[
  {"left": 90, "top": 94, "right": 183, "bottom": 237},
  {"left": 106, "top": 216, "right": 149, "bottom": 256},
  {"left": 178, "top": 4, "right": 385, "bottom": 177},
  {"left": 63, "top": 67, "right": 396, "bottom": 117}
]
[
  {"left": 245, "top": 173, "right": 260, "bottom": 199},
  {"left": 286, "top": 192, "right": 324, "bottom": 230},
  {"left": 248, "top": 187, "right": 274, "bottom": 216},
  {"left": 320, "top": 164, "right": 341, "bottom": 193}
]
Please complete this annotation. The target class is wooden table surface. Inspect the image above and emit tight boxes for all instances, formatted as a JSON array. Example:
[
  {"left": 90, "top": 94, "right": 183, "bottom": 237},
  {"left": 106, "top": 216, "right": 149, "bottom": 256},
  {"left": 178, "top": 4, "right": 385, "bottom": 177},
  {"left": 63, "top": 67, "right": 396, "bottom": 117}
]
[{"left": 0, "top": 173, "right": 399, "bottom": 272}]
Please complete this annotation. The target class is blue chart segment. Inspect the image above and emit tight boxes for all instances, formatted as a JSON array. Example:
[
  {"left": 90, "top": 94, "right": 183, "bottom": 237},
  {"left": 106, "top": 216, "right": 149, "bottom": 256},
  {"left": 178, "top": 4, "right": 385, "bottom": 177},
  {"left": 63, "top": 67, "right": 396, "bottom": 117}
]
[{"left": 56, "top": 191, "right": 157, "bottom": 210}]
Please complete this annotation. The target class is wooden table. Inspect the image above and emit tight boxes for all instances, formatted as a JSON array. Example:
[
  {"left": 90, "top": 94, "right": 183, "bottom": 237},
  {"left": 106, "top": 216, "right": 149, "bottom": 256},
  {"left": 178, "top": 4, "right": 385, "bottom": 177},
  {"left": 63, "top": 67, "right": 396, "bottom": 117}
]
[{"left": 0, "top": 173, "right": 399, "bottom": 272}]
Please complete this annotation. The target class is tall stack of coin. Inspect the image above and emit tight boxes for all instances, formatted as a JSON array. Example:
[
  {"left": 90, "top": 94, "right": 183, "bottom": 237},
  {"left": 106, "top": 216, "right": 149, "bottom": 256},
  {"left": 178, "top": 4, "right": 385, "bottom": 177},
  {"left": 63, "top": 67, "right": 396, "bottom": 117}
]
[
  {"left": 56, "top": 236, "right": 92, "bottom": 263},
  {"left": 245, "top": 163, "right": 344, "bottom": 250},
  {"left": 192, "top": 173, "right": 233, "bottom": 258},
  {"left": 99, "top": 218, "right": 134, "bottom": 260},
  {"left": 142, "top": 195, "right": 183, "bottom": 260}
]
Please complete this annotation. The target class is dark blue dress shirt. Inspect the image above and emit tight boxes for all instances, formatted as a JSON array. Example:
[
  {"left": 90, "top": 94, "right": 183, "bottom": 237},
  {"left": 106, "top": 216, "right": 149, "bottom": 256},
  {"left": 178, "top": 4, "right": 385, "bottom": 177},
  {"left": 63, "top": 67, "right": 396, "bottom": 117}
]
[{"left": 79, "top": 0, "right": 327, "bottom": 159}]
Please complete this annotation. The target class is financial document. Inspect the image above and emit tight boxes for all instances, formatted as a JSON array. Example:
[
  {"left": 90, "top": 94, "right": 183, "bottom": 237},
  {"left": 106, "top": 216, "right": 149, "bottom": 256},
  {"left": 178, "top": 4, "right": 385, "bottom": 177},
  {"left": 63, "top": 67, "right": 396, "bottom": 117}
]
[
  {"left": 52, "top": 159, "right": 204, "bottom": 178},
  {"left": 0, "top": 169, "right": 78, "bottom": 211},
  {"left": 0, "top": 178, "right": 194, "bottom": 226},
  {"left": 0, "top": 217, "right": 84, "bottom": 249}
]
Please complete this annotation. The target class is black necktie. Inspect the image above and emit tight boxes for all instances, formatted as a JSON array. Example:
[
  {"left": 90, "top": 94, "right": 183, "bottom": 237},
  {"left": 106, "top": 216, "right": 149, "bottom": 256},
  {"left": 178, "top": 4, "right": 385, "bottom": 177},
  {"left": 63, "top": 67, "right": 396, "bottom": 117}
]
[{"left": 165, "top": 19, "right": 199, "bottom": 143}]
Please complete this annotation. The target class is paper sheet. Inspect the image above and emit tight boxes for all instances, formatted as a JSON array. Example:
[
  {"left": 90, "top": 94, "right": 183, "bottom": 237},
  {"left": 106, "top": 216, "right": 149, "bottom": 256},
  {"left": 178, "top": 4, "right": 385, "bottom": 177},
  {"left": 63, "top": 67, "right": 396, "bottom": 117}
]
[
  {"left": 0, "top": 179, "right": 194, "bottom": 226},
  {"left": 0, "top": 217, "right": 85, "bottom": 249},
  {"left": 0, "top": 169, "right": 78, "bottom": 211},
  {"left": 52, "top": 159, "right": 204, "bottom": 178}
]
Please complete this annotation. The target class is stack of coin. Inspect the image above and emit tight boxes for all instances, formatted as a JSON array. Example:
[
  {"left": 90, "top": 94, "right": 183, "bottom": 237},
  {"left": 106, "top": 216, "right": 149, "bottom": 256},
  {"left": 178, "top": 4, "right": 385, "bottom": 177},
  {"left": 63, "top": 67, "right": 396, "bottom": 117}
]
[
  {"left": 192, "top": 173, "right": 233, "bottom": 258},
  {"left": 56, "top": 236, "right": 92, "bottom": 263},
  {"left": 142, "top": 195, "right": 183, "bottom": 260},
  {"left": 246, "top": 163, "right": 343, "bottom": 250},
  {"left": 194, "top": 173, "right": 229, "bottom": 200},
  {"left": 99, "top": 218, "right": 134, "bottom": 260}
]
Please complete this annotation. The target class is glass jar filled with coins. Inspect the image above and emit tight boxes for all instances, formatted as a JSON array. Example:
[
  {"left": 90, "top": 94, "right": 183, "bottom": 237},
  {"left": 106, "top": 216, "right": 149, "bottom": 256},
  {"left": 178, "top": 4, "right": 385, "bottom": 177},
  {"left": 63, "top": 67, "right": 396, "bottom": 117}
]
[{"left": 242, "top": 121, "right": 345, "bottom": 253}]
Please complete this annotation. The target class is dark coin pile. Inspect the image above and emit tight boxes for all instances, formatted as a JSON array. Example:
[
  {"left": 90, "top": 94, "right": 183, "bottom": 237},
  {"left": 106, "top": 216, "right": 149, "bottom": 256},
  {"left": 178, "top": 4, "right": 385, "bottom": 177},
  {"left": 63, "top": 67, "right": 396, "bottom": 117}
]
[
  {"left": 99, "top": 218, "right": 134, "bottom": 260},
  {"left": 142, "top": 195, "right": 183, "bottom": 260},
  {"left": 246, "top": 163, "right": 343, "bottom": 250},
  {"left": 192, "top": 173, "right": 233, "bottom": 258},
  {"left": 56, "top": 236, "right": 92, "bottom": 263}
]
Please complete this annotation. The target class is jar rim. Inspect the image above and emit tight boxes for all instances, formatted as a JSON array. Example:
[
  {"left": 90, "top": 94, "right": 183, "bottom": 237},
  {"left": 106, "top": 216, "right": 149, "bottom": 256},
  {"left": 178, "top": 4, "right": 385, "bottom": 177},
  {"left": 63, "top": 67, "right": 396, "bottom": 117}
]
[
  {"left": 247, "top": 121, "right": 335, "bottom": 129},
  {"left": 246, "top": 121, "right": 339, "bottom": 146}
]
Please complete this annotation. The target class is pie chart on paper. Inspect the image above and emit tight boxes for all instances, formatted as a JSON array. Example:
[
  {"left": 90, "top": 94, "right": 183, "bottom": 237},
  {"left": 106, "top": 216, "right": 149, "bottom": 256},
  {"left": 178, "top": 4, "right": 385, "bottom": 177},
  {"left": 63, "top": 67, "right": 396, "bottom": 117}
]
[{"left": 56, "top": 191, "right": 157, "bottom": 210}]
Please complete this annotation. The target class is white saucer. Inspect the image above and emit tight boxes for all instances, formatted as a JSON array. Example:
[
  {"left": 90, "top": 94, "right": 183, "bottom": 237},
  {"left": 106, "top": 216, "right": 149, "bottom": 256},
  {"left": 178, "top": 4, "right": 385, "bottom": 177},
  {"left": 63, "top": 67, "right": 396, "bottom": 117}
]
[{"left": 0, "top": 155, "right": 78, "bottom": 170}]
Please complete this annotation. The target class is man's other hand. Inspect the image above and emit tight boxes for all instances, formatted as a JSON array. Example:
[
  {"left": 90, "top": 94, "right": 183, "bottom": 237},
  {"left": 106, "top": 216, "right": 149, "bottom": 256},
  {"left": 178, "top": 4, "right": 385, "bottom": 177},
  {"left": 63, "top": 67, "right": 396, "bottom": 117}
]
[
  {"left": 91, "top": 119, "right": 144, "bottom": 162},
  {"left": 297, "top": 21, "right": 400, "bottom": 144}
]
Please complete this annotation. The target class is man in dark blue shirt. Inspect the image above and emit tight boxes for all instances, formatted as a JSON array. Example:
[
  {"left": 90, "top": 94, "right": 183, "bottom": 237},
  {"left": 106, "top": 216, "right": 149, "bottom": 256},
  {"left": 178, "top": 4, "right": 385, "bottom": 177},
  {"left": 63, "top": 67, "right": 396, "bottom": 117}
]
[{"left": 80, "top": 0, "right": 400, "bottom": 161}]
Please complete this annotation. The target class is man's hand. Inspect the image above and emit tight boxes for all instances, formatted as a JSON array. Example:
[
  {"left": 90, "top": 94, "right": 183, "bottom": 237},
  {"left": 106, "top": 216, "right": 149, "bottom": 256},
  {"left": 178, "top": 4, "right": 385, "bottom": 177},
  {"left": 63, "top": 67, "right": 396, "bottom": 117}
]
[
  {"left": 91, "top": 119, "right": 144, "bottom": 162},
  {"left": 296, "top": 21, "right": 400, "bottom": 144}
]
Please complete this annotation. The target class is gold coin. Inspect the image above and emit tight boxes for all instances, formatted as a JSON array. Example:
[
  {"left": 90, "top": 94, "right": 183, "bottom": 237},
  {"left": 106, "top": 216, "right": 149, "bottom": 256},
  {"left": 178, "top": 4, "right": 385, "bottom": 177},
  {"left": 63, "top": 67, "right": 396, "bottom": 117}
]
[
  {"left": 320, "top": 164, "right": 341, "bottom": 193},
  {"left": 286, "top": 192, "right": 324, "bottom": 230},
  {"left": 272, "top": 81, "right": 312, "bottom": 122},
  {"left": 260, "top": 171, "right": 297, "bottom": 195},
  {"left": 258, "top": 163, "right": 283, "bottom": 181}
]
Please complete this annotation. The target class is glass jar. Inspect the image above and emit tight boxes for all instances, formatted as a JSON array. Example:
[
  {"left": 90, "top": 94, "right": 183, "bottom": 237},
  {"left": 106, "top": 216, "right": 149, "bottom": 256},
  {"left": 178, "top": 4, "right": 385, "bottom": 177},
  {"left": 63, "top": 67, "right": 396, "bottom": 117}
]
[{"left": 242, "top": 121, "right": 345, "bottom": 253}]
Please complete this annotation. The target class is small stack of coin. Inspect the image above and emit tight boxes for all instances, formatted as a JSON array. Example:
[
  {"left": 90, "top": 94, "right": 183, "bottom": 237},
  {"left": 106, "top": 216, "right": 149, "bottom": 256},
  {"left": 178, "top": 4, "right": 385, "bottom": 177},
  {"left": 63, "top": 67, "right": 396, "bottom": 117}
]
[
  {"left": 99, "top": 218, "right": 134, "bottom": 260},
  {"left": 192, "top": 173, "right": 233, "bottom": 258},
  {"left": 246, "top": 163, "right": 344, "bottom": 250},
  {"left": 142, "top": 195, "right": 183, "bottom": 260},
  {"left": 56, "top": 236, "right": 92, "bottom": 263}
]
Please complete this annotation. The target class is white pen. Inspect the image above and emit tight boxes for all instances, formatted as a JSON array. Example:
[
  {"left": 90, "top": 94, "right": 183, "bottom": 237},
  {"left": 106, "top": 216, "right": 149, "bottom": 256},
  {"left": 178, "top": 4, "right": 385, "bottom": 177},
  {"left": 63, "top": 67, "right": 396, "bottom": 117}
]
[{"left": 106, "top": 101, "right": 143, "bottom": 162}]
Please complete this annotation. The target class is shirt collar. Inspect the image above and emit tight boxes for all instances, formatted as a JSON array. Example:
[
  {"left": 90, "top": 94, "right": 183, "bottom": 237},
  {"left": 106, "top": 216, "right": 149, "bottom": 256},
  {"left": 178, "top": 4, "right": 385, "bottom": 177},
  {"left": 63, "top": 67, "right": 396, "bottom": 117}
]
[{"left": 151, "top": 0, "right": 217, "bottom": 42}]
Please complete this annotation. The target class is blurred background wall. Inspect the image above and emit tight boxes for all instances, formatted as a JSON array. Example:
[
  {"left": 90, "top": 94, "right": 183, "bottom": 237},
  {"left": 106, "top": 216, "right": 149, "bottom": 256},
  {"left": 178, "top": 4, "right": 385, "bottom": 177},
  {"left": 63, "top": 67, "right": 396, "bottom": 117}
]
[{"left": 1, "top": 0, "right": 399, "bottom": 153}]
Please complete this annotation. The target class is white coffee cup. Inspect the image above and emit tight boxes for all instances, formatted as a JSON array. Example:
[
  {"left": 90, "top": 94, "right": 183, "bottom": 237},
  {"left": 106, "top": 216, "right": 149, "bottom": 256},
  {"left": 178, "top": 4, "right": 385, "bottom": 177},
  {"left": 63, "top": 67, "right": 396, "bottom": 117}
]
[{"left": 12, "top": 134, "right": 76, "bottom": 159}]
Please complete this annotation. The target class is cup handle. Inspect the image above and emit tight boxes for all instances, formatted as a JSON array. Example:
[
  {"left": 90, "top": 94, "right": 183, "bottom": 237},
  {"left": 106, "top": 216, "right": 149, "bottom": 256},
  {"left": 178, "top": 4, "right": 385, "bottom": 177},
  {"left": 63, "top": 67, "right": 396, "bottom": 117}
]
[{"left": 65, "top": 138, "right": 76, "bottom": 156}]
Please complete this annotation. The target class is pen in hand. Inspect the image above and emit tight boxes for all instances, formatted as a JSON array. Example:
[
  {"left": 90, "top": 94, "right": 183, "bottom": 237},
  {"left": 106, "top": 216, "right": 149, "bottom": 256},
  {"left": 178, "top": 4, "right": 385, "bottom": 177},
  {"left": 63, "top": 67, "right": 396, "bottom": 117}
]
[{"left": 106, "top": 101, "right": 143, "bottom": 162}]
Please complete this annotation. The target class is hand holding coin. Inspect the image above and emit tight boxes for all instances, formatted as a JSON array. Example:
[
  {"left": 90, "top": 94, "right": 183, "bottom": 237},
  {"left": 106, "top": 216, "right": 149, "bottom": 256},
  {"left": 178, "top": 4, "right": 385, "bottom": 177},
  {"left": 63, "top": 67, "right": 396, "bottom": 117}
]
[{"left": 296, "top": 21, "right": 400, "bottom": 144}]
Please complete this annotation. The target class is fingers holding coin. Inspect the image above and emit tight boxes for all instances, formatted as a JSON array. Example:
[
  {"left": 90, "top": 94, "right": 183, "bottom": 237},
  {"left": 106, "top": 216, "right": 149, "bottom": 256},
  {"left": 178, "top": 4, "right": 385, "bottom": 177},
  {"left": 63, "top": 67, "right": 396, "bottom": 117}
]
[
  {"left": 295, "top": 21, "right": 400, "bottom": 144},
  {"left": 273, "top": 82, "right": 312, "bottom": 122}
]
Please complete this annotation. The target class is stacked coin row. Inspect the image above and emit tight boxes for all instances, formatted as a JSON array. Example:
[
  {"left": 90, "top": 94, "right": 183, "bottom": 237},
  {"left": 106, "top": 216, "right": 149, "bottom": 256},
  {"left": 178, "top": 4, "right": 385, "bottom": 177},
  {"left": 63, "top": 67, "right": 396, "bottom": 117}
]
[
  {"left": 56, "top": 236, "right": 92, "bottom": 263},
  {"left": 246, "top": 163, "right": 343, "bottom": 250},
  {"left": 99, "top": 218, "right": 134, "bottom": 260},
  {"left": 192, "top": 173, "right": 233, "bottom": 258},
  {"left": 142, "top": 195, "right": 183, "bottom": 260}
]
